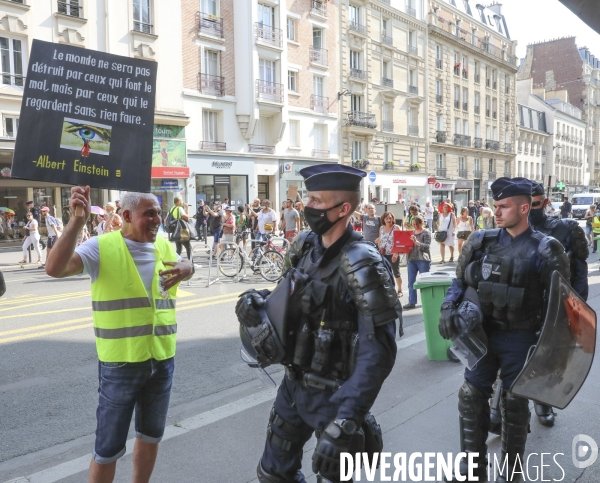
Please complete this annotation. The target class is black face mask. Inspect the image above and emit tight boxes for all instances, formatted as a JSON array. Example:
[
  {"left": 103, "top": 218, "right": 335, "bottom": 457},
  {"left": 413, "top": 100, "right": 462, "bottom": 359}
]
[
  {"left": 529, "top": 206, "right": 546, "bottom": 225},
  {"left": 304, "top": 202, "right": 344, "bottom": 235}
]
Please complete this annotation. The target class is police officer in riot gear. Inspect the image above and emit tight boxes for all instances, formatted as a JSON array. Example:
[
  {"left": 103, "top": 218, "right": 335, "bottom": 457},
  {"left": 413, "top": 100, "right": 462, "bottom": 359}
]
[
  {"left": 438, "top": 178, "right": 570, "bottom": 483},
  {"left": 236, "top": 164, "right": 401, "bottom": 483}
]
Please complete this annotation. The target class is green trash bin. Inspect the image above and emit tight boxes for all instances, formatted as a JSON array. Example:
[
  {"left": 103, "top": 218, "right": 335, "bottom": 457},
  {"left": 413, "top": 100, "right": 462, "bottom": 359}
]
[{"left": 413, "top": 271, "right": 456, "bottom": 361}]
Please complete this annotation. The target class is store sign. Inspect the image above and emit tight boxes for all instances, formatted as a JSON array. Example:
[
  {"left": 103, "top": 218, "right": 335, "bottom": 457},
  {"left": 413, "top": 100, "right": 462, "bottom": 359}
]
[
  {"left": 162, "top": 179, "right": 178, "bottom": 187},
  {"left": 151, "top": 167, "right": 190, "bottom": 179},
  {"left": 153, "top": 124, "right": 185, "bottom": 139},
  {"left": 433, "top": 181, "right": 456, "bottom": 191},
  {"left": 428, "top": 177, "right": 436, "bottom": 184},
  {"left": 391, "top": 176, "right": 428, "bottom": 186},
  {"left": 11, "top": 40, "right": 157, "bottom": 192},
  {"left": 456, "top": 180, "right": 474, "bottom": 189},
  {"left": 212, "top": 161, "right": 232, "bottom": 169},
  {"left": 283, "top": 162, "right": 293, "bottom": 173}
]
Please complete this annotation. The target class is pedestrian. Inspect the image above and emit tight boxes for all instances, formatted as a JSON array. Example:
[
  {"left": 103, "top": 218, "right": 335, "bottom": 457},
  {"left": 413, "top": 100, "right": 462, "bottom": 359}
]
[
  {"left": 295, "top": 199, "right": 307, "bottom": 230},
  {"left": 439, "top": 177, "right": 570, "bottom": 482},
  {"left": 283, "top": 199, "right": 300, "bottom": 242},
  {"left": 477, "top": 207, "right": 495, "bottom": 230},
  {"left": 205, "top": 201, "right": 223, "bottom": 257},
  {"left": 404, "top": 205, "right": 418, "bottom": 230},
  {"left": 45, "top": 188, "right": 193, "bottom": 483},
  {"left": 358, "top": 197, "right": 367, "bottom": 213},
  {"left": 424, "top": 201, "right": 434, "bottom": 231},
  {"left": 27, "top": 200, "right": 47, "bottom": 250},
  {"left": 456, "top": 207, "right": 474, "bottom": 254},
  {"left": 19, "top": 212, "right": 42, "bottom": 264},
  {"left": 437, "top": 202, "right": 456, "bottom": 264},
  {"left": 221, "top": 198, "right": 229, "bottom": 211},
  {"left": 195, "top": 200, "right": 207, "bottom": 241},
  {"left": 584, "top": 204, "right": 596, "bottom": 247},
  {"left": 257, "top": 199, "right": 278, "bottom": 242},
  {"left": 115, "top": 200, "right": 122, "bottom": 215},
  {"left": 41, "top": 207, "right": 60, "bottom": 262},
  {"left": 167, "top": 196, "right": 192, "bottom": 260},
  {"left": 592, "top": 209, "right": 600, "bottom": 253},
  {"left": 94, "top": 214, "right": 106, "bottom": 236},
  {"left": 398, "top": 198, "right": 406, "bottom": 224},
  {"left": 559, "top": 195, "right": 572, "bottom": 219},
  {"left": 235, "top": 164, "right": 401, "bottom": 482},
  {"left": 246, "top": 199, "right": 262, "bottom": 249},
  {"left": 377, "top": 211, "right": 403, "bottom": 297},
  {"left": 221, "top": 205, "right": 235, "bottom": 249},
  {"left": 104, "top": 202, "right": 122, "bottom": 233},
  {"left": 236, "top": 206, "right": 249, "bottom": 249},
  {"left": 468, "top": 200, "right": 478, "bottom": 222},
  {"left": 78, "top": 223, "right": 90, "bottom": 245},
  {"left": 354, "top": 203, "right": 380, "bottom": 243},
  {"left": 404, "top": 215, "right": 431, "bottom": 310}
]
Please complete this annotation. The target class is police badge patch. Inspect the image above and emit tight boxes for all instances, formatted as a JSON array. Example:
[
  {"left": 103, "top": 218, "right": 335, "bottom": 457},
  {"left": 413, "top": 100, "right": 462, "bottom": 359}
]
[{"left": 482, "top": 262, "right": 492, "bottom": 280}]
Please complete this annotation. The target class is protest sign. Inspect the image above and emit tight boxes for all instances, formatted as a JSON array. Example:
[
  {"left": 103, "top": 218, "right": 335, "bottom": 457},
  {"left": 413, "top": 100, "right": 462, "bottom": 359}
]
[
  {"left": 11, "top": 39, "right": 157, "bottom": 192},
  {"left": 286, "top": 184, "right": 299, "bottom": 201}
]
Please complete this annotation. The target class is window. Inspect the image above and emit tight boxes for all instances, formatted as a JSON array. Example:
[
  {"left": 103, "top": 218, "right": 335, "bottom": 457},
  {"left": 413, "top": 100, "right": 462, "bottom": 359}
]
[
  {"left": 458, "top": 156, "right": 466, "bottom": 170},
  {"left": 455, "top": 118, "right": 461, "bottom": 134},
  {"left": 463, "top": 120, "right": 469, "bottom": 135},
  {"left": 259, "top": 58, "right": 276, "bottom": 83},
  {"left": 436, "top": 115, "right": 444, "bottom": 131},
  {"left": 203, "top": 110, "right": 218, "bottom": 142},
  {"left": 384, "top": 144, "right": 391, "bottom": 163},
  {"left": 350, "top": 50, "right": 361, "bottom": 70},
  {"left": 349, "top": 4, "right": 360, "bottom": 24},
  {"left": 313, "top": 75, "right": 324, "bottom": 96},
  {"left": 202, "top": 0, "right": 217, "bottom": 14},
  {"left": 409, "top": 69, "right": 416, "bottom": 87},
  {"left": 258, "top": 3, "right": 275, "bottom": 28},
  {"left": 288, "top": 71, "right": 297, "bottom": 92},
  {"left": 474, "top": 92, "right": 480, "bottom": 109},
  {"left": 382, "top": 61, "right": 389, "bottom": 79},
  {"left": 492, "top": 98, "right": 497, "bottom": 117},
  {"left": 475, "top": 123, "right": 480, "bottom": 138},
  {"left": 474, "top": 61, "right": 479, "bottom": 82},
  {"left": 314, "top": 124, "right": 326, "bottom": 150},
  {"left": 133, "top": 0, "right": 152, "bottom": 34},
  {"left": 435, "top": 44, "right": 442, "bottom": 67},
  {"left": 462, "top": 87, "right": 468, "bottom": 109},
  {"left": 289, "top": 120, "right": 299, "bottom": 147},
  {"left": 474, "top": 158, "right": 480, "bottom": 172},
  {"left": 410, "top": 147, "right": 417, "bottom": 165},
  {"left": 382, "top": 102, "right": 390, "bottom": 121},
  {"left": 313, "top": 27, "right": 323, "bottom": 49},
  {"left": 287, "top": 18, "right": 296, "bottom": 41},
  {"left": 408, "top": 30, "right": 416, "bottom": 49},
  {"left": 352, "top": 140, "right": 363, "bottom": 159},
  {"left": 58, "top": 0, "right": 81, "bottom": 17},
  {"left": 382, "top": 18, "right": 388, "bottom": 35},
  {"left": 0, "top": 37, "right": 23, "bottom": 87},
  {"left": 203, "top": 50, "right": 219, "bottom": 76},
  {"left": 488, "top": 159, "right": 495, "bottom": 173},
  {"left": 454, "top": 85, "right": 459, "bottom": 108},
  {"left": 351, "top": 94, "right": 362, "bottom": 112},
  {"left": 3, "top": 115, "right": 18, "bottom": 138},
  {"left": 436, "top": 153, "right": 445, "bottom": 169}
]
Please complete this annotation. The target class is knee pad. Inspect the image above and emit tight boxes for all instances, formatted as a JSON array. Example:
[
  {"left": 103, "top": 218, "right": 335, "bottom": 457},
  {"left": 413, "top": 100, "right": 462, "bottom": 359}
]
[
  {"left": 458, "top": 381, "right": 489, "bottom": 417},
  {"left": 501, "top": 391, "right": 530, "bottom": 425}
]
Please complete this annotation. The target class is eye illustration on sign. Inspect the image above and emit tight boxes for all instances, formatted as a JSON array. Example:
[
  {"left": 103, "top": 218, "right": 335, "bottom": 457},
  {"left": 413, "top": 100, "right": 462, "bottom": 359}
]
[{"left": 60, "top": 118, "right": 112, "bottom": 157}]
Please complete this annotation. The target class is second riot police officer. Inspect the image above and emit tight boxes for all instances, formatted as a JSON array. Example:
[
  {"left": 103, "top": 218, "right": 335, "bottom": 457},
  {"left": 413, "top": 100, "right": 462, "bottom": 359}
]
[
  {"left": 438, "top": 178, "right": 570, "bottom": 483},
  {"left": 236, "top": 164, "right": 401, "bottom": 483}
]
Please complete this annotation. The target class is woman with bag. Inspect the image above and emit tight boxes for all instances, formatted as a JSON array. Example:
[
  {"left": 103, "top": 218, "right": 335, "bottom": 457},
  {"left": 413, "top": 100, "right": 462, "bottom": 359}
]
[
  {"left": 168, "top": 196, "right": 192, "bottom": 260},
  {"left": 376, "top": 211, "right": 403, "bottom": 297},
  {"left": 205, "top": 202, "right": 223, "bottom": 257},
  {"left": 404, "top": 215, "right": 431, "bottom": 310},
  {"left": 221, "top": 206, "right": 236, "bottom": 250},
  {"left": 456, "top": 207, "right": 474, "bottom": 255},
  {"left": 436, "top": 202, "right": 456, "bottom": 264}
]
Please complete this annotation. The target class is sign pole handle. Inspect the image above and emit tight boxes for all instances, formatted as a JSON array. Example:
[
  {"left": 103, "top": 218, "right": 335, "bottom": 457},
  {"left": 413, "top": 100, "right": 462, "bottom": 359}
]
[{"left": 75, "top": 185, "right": 85, "bottom": 217}]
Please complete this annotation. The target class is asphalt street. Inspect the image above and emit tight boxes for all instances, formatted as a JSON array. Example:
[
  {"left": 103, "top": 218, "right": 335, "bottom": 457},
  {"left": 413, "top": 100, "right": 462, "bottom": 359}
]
[{"left": 0, "top": 227, "right": 599, "bottom": 483}]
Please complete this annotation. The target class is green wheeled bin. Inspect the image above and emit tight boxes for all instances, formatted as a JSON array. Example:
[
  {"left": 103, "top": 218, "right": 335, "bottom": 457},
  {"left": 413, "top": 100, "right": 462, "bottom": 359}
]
[{"left": 413, "top": 271, "right": 456, "bottom": 361}]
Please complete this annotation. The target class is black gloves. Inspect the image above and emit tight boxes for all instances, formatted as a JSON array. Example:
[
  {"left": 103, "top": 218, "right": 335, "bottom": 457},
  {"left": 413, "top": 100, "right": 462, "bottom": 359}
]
[
  {"left": 312, "top": 420, "right": 356, "bottom": 477},
  {"left": 439, "top": 301, "right": 458, "bottom": 340},
  {"left": 235, "top": 289, "right": 270, "bottom": 327}
]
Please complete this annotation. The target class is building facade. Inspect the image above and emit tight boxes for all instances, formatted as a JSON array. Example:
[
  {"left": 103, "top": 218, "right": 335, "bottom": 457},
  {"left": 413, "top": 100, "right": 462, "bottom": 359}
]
[
  {"left": 518, "top": 37, "right": 600, "bottom": 188},
  {"left": 0, "top": 0, "right": 187, "bottom": 222},
  {"left": 338, "top": 0, "right": 428, "bottom": 205},
  {"left": 426, "top": 0, "right": 517, "bottom": 206},
  {"left": 181, "top": 0, "right": 339, "bottom": 211}
]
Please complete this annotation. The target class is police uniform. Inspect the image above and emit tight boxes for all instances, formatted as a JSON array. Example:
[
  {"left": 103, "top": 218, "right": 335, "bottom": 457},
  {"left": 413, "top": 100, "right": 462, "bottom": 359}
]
[
  {"left": 439, "top": 178, "right": 570, "bottom": 483},
  {"left": 236, "top": 165, "right": 401, "bottom": 483}
]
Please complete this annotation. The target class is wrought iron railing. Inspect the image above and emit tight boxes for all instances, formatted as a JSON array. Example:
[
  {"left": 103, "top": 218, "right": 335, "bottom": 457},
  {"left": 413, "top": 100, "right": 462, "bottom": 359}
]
[
  {"left": 199, "top": 73, "right": 225, "bottom": 97},
  {"left": 436, "top": 59, "right": 443, "bottom": 69},
  {"left": 410, "top": 164, "right": 420, "bottom": 172},
  {"left": 310, "top": 94, "right": 328, "bottom": 113},
  {"left": 486, "top": 139, "right": 500, "bottom": 151},
  {"left": 1, "top": 73, "right": 24, "bottom": 87},
  {"left": 382, "top": 34, "right": 393, "bottom": 45},
  {"left": 463, "top": 102, "right": 468, "bottom": 111},
  {"left": 382, "top": 120, "right": 394, "bottom": 132},
  {"left": 409, "top": 85, "right": 418, "bottom": 95},
  {"left": 311, "top": 0, "right": 327, "bottom": 17},
  {"left": 256, "top": 80, "right": 283, "bottom": 103},
  {"left": 436, "top": 168, "right": 447, "bottom": 178},
  {"left": 383, "top": 162, "right": 395, "bottom": 171},
  {"left": 310, "top": 46, "right": 328, "bottom": 66},
  {"left": 345, "top": 111, "right": 377, "bottom": 129},
  {"left": 454, "top": 100, "right": 460, "bottom": 109},
  {"left": 436, "top": 94, "right": 443, "bottom": 104},
  {"left": 134, "top": 20, "right": 153, "bottom": 34},
  {"left": 474, "top": 105, "right": 480, "bottom": 115},
  {"left": 349, "top": 21, "right": 367, "bottom": 35},
  {"left": 473, "top": 170, "right": 482, "bottom": 179},
  {"left": 406, "top": 5, "right": 416, "bottom": 17},
  {"left": 408, "top": 125, "right": 419, "bottom": 136},
  {"left": 58, "top": 1, "right": 82, "bottom": 17},
  {"left": 488, "top": 171, "right": 497, "bottom": 179},
  {"left": 458, "top": 169, "right": 468, "bottom": 178},
  {"left": 254, "top": 23, "right": 282, "bottom": 47},
  {"left": 492, "top": 111, "right": 497, "bottom": 119},
  {"left": 473, "top": 138, "right": 482, "bottom": 149},
  {"left": 474, "top": 74, "right": 480, "bottom": 83},
  {"left": 201, "top": 141, "right": 226, "bottom": 151},
  {"left": 349, "top": 68, "right": 367, "bottom": 80},
  {"left": 197, "top": 12, "right": 223, "bottom": 38},
  {"left": 382, "top": 77, "right": 393, "bottom": 88},
  {"left": 436, "top": 131, "right": 447, "bottom": 143},
  {"left": 504, "top": 143, "right": 512, "bottom": 153},
  {"left": 408, "top": 45, "right": 418, "bottom": 56},
  {"left": 248, "top": 144, "right": 275, "bottom": 154}
]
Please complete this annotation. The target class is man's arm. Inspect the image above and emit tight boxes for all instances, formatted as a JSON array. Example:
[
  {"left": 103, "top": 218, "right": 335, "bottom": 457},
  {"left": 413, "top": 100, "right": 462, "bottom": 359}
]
[
  {"left": 295, "top": 212, "right": 301, "bottom": 232},
  {"left": 45, "top": 187, "right": 90, "bottom": 278}
]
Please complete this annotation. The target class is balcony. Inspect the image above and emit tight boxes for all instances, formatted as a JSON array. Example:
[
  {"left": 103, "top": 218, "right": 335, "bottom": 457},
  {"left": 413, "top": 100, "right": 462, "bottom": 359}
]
[
  {"left": 473, "top": 170, "right": 483, "bottom": 179},
  {"left": 473, "top": 137, "right": 482, "bottom": 149},
  {"left": 351, "top": 159, "right": 370, "bottom": 169},
  {"left": 410, "top": 164, "right": 421, "bottom": 172},
  {"left": 256, "top": 80, "right": 284, "bottom": 103},
  {"left": 382, "top": 77, "right": 394, "bottom": 88},
  {"left": 408, "top": 125, "right": 419, "bottom": 136},
  {"left": 436, "top": 94, "right": 443, "bottom": 104},
  {"left": 474, "top": 105, "right": 480, "bottom": 115},
  {"left": 200, "top": 141, "right": 226, "bottom": 151},
  {"left": 436, "top": 59, "right": 443, "bottom": 69},
  {"left": 463, "top": 102, "right": 468, "bottom": 111},
  {"left": 409, "top": 85, "right": 418, "bottom": 95},
  {"left": 383, "top": 162, "right": 395, "bottom": 171},
  {"left": 197, "top": 12, "right": 223, "bottom": 38},
  {"left": 198, "top": 73, "right": 225, "bottom": 97},
  {"left": 254, "top": 23, "right": 282, "bottom": 48},
  {"left": 312, "top": 149, "right": 330, "bottom": 158},
  {"left": 488, "top": 171, "right": 497, "bottom": 180},
  {"left": 58, "top": 1, "right": 82, "bottom": 17},
  {"left": 381, "top": 33, "right": 393, "bottom": 45},
  {"left": 349, "top": 68, "right": 367, "bottom": 80},
  {"left": 249, "top": 144, "right": 275, "bottom": 154},
  {"left": 458, "top": 169, "right": 468, "bottom": 178},
  {"left": 310, "top": 46, "right": 328, "bottom": 66},
  {"left": 349, "top": 21, "right": 367, "bottom": 35},
  {"left": 454, "top": 100, "right": 460, "bottom": 109},
  {"left": 436, "top": 131, "right": 447, "bottom": 143},
  {"left": 408, "top": 45, "right": 418, "bottom": 56},
  {"left": 436, "top": 168, "right": 447, "bottom": 178},
  {"left": 453, "top": 134, "right": 471, "bottom": 147},
  {"left": 346, "top": 111, "right": 377, "bottom": 129},
  {"left": 474, "top": 74, "right": 480, "bottom": 83},
  {"left": 134, "top": 20, "right": 153, "bottom": 34},
  {"left": 311, "top": 0, "right": 327, "bottom": 17},
  {"left": 406, "top": 5, "right": 416, "bottom": 17},
  {"left": 505, "top": 143, "right": 513, "bottom": 153},
  {"left": 382, "top": 120, "right": 394, "bottom": 132},
  {"left": 486, "top": 139, "right": 500, "bottom": 151},
  {"left": 310, "top": 94, "right": 329, "bottom": 113}
]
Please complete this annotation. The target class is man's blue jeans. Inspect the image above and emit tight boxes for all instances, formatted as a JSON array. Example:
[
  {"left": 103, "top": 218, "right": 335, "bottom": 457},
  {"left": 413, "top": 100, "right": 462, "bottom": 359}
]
[{"left": 407, "top": 260, "right": 431, "bottom": 305}]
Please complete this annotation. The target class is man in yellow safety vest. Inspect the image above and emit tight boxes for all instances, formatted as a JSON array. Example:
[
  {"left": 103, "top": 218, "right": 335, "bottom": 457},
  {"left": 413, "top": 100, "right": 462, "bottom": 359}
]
[{"left": 45, "top": 187, "right": 193, "bottom": 483}]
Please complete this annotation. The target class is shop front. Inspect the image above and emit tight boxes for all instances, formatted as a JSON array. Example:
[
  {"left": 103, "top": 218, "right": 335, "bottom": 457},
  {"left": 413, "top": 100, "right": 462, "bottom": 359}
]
[
  {"left": 431, "top": 180, "right": 457, "bottom": 207},
  {"left": 365, "top": 173, "right": 430, "bottom": 205},
  {"left": 278, "top": 159, "right": 337, "bottom": 203},
  {"left": 454, "top": 180, "right": 475, "bottom": 211}
]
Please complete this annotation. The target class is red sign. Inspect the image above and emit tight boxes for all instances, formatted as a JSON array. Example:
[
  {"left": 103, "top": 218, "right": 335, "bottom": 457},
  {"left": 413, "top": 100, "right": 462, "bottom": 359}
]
[
  {"left": 151, "top": 167, "right": 190, "bottom": 179},
  {"left": 428, "top": 177, "right": 436, "bottom": 184}
]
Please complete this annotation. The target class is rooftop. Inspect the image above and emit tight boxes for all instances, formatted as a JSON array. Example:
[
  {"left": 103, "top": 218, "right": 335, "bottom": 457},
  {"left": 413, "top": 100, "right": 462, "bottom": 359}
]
[{"left": 441, "top": 0, "right": 511, "bottom": 40}]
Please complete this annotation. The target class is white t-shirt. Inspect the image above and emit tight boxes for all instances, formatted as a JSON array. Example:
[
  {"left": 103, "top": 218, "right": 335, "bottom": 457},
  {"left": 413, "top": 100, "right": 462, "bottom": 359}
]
[
  {"left": 425, "top": 205, "right": 434, "bottom": 220},
  {"left": 46, "top": 216, "right": 58, "bottom": 237},
  {"left": 25, "top": 219, "right": 38, "bottom": 234},
  {"left": 75, "top": 235, "right": 181, "bottom": 296},
  {"left": 257, "top": 209, "right": 278, "bottom": 234}
]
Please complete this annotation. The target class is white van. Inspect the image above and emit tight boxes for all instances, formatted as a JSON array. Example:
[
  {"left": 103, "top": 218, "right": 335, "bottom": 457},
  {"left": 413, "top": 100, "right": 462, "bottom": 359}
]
[{"left": 571, "top": 193, "right": 600, "bottom": 219}]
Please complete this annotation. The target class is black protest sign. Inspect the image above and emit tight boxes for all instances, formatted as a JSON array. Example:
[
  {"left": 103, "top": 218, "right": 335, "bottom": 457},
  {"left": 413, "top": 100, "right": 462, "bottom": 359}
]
[{"left": 11, "top": 40, "right": 157, "bottom": 192}]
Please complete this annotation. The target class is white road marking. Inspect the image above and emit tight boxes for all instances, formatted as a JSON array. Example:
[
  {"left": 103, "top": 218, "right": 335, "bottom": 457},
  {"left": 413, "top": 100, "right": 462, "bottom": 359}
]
[{"left": 6, "top": 330, "right": 428, "bottom": 483}]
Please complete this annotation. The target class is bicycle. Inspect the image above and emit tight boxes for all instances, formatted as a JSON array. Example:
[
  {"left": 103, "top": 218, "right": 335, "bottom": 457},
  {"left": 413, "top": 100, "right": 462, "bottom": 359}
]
[{"left": 218, "top": 232, "right": 285, "bottom": 282}]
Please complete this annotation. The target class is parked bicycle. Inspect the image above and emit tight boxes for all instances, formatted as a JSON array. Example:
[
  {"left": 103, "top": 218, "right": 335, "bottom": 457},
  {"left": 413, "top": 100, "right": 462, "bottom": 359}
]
[{"left": 218, "top": 234, "right": 285, "bottom": 282}]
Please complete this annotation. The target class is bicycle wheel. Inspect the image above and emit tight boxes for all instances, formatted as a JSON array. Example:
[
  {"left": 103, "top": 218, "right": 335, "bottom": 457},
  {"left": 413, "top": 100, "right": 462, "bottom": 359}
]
[
  {"left": 257, "top": 250, "right": 285, "bottom": 282},
  {"left": 218, "top": 247, "right": 243, "bottom": 277}
]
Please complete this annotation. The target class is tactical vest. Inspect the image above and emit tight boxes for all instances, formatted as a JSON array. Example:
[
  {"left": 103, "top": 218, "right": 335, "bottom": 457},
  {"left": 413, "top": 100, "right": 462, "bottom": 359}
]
[
  {"left": 464, "top": 229, "right": 546, "bottom": 331},
  {"left": 535, "top": 217, "right": 571, "bottom": 244},
  {"left": 92, "top": 232, "right": 179, "bottom": 363}
]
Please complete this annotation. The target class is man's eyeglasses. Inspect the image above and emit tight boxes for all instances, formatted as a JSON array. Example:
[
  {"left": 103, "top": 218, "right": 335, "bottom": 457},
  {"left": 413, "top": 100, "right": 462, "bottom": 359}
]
[{"left": 531, "top": 200, "right": 544, "bottom": 208}]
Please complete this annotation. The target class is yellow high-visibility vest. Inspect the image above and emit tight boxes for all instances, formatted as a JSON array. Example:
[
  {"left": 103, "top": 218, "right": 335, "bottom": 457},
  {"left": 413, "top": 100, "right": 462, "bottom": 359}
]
[
  {"left": 91, "top": 231, "right": 179, "bottom": 362},
  {"left": 592, "top": 216, "right": 600, "bottom": 234}
]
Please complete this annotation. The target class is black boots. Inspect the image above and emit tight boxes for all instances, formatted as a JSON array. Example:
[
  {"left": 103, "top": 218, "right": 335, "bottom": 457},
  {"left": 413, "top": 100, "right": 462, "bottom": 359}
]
[
  {"left": 534, "top": 403, "right": 555, "bottom": 427},
  {"left": 494, "top": 391, "right": 530, "bottom": 483},
  {"left": 444, "top": 381, "right": 490, "bottom": 482}
]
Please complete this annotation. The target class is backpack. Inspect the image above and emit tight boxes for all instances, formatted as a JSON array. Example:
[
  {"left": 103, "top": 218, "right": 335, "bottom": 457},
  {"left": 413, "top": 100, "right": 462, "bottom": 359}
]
[
  {"left": 165, "top": 206, "right": 180, "bottom": 234},
  {"left": 48, "top": 215, "right": 63, "bottom": 234}
]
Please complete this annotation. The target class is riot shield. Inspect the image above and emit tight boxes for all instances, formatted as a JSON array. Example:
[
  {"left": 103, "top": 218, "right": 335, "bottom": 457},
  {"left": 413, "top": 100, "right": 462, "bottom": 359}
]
[
  {"left": 510, "top": 271, "right": 596, "bottom": 409},
  {"left": 450, "top": 286, "right": 488, "bottom": 370}
]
